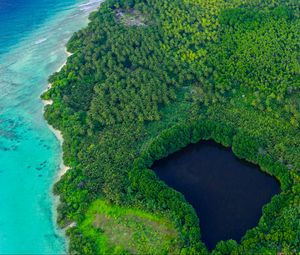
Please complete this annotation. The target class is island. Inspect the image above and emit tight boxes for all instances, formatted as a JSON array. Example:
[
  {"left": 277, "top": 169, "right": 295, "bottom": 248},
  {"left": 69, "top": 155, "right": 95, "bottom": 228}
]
[{"left": 42, "top": 0, "right": 300, "bottom": 254}]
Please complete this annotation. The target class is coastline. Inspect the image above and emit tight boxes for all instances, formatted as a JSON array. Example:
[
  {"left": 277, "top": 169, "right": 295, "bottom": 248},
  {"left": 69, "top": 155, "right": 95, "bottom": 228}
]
[
  {"left": 0, "top": 0, "right": 105, "bottom": 253},
  {"left": 41, "top": 1, "right": 104, "bottom": 249},
  {"left": 45, "top": 0, "right": 105, "bottom": 181},
  {"left": 42, "top": 48, "right": 72, "bottom": 181},
  {"left": 42, "top": 50, "right": 73, "bottom": 251},
  {"left": 42, "top": 49, "right": 72, "bottom": 108}
]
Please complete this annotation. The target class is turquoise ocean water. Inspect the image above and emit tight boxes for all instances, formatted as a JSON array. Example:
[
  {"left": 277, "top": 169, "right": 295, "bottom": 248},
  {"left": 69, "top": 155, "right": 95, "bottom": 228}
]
[{"left": 0, "top": 0, "right": 102, "bottom": 253}]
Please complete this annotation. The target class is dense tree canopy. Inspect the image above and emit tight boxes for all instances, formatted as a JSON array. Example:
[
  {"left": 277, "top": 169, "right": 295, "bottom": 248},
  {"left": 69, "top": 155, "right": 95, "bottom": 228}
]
[{"left": 43, "top": 0, "right": 300, "bottom": 254}]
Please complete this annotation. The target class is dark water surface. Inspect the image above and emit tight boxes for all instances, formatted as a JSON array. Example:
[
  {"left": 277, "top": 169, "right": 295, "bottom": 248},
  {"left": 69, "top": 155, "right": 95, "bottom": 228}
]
[{"left": 152, "top": 140, "right": 280, "bottom": 250}]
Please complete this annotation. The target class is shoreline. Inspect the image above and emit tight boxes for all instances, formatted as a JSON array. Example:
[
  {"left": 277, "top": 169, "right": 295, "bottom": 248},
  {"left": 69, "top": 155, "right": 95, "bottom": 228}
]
[
  {"left": 42, "top": 48, "right": 72, "bottom": 181},
  {"left": 41, "top": 49, "right": 73, "bottom": 251},
  {"left": 0, "top": 0, "right": 105, "bottom": 252},
  {"left": 41, "top": 1, "right": 104, "bottom": 248}
]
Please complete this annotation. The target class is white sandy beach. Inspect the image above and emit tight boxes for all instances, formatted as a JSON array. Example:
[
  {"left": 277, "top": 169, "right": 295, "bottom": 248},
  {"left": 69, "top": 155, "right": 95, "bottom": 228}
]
[
  {"left": 42, "top": 0, "right": 105, "bottom": 239},
  {"left": 42, "top": 49, "right": 73, "bottom": 180}
]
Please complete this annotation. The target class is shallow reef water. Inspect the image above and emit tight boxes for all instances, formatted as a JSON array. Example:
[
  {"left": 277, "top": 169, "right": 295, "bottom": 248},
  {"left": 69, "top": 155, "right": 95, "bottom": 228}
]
[{"left": 0, "top": 0, "right": 102, "bottom": 253}]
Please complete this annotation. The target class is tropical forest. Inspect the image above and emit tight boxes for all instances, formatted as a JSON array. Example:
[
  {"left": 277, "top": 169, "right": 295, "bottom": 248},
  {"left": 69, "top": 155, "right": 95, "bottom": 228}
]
[{"left": 42, "top": 0, "right": 300, "bottom": 254}]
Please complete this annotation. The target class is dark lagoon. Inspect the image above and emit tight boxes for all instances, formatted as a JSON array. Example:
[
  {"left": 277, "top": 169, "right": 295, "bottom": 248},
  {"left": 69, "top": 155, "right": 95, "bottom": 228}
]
[{"left": 152, "top": 140, "right": 280, "bottom": 250}]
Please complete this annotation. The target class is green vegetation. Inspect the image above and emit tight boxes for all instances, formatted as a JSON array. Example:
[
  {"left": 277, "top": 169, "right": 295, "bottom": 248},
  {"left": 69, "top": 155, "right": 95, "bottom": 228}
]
[
  {"left": 115, "top": 8, "right": 147, "bottom": 26},
  {"left": 70, "top": 199, "right": 181, "bottom": 254},
  {"left": 43, "top": 0, "right": 300, "bottom": 253}
]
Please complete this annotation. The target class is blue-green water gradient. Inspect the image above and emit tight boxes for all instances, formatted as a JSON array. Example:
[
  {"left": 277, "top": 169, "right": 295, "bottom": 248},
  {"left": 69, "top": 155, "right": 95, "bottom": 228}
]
[{"left": 0, "top": 1, "right": 102, "bottom": 253}]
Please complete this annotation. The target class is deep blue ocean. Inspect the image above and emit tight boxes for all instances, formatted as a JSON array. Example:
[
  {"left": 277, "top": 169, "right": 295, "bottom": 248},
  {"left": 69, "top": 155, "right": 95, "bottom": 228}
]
[{"left": 0, "top": 0, "right": 102, "bottom": 253}]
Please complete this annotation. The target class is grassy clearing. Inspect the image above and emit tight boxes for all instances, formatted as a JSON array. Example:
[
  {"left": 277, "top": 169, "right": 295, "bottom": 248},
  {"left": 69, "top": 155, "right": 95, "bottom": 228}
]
[
  {"left": 78, "top": 199, "right": 182, "bottom": 254},
  {"left": 115, "top": 9, "right": 147, "bottom": 26}
]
